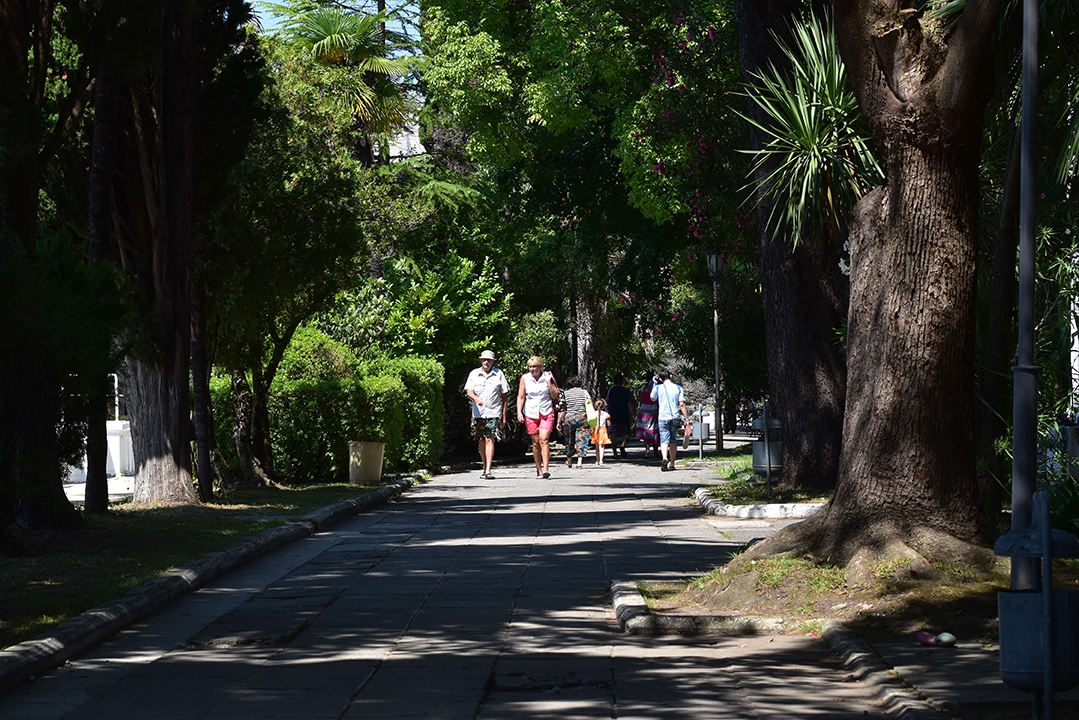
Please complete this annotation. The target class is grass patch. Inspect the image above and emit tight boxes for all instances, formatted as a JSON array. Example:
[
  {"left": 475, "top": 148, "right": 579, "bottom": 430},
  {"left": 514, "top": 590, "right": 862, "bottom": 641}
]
[
  {"left": 640, "top": 553, "right": 1079, "bottom": 643},
  {"left": 0, "top": 482, "right": 378, "bottom": 651},
  {"left": 706, "top": 475, "right": 830, "bottom": 505}
]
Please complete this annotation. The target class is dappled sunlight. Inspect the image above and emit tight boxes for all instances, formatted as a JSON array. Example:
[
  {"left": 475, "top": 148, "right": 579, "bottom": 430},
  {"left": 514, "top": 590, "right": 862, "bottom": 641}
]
[{"left": 0, "top": 467, "right": 894, "bottom": 718}]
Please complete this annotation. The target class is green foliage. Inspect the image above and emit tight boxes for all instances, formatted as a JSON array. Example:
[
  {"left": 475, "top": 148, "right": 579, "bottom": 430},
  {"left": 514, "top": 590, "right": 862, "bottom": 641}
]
[
  {"left": 285, "top": 6, "right": 410, "bottom": 134},
  {"left": 204, "top": 36, "right": 368, "bottom": 372},
  {"left": 269, "top": 374, "right": 406, "bottom": 482},
  {"left": 502, "top": 310, "right": 567, "bottom": 380},
  {"left": 738, "top": 11, "right": 882, "bottom": 243},
  {"left": 614, "top": 2, "right": 746, "bottom": 243},
  {"left": 0, "top": 236, "right": 128, "bottom": 474},
  {"left": 209, "top": 375, "right": 238, "bottom": 470},
  {"left": 360, "top": 356, "right": 445, "bottom": 470},
  {"left": 317, "top": 252, "right": 511, "bottom": 370},
  {"left": 277, "top": 326, "right": 359, "bottom": 382}
]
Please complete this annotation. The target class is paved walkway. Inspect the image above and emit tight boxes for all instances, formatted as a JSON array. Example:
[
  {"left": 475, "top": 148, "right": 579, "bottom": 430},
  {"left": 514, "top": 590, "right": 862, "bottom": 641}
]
[{"left": 3, "top": 455, "right": 903, "bottom": 719}]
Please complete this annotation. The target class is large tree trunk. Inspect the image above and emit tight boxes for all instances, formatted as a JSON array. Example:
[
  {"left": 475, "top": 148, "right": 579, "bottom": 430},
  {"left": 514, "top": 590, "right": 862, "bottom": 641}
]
[
  {"left": 85, "top": 64, "right": 124, "bottom": 515},
  {"left": 0, "top": 0, "right": 80, "bottom": 531},
  {"left": 122, "top": 1, "right": 199, "bottom": 505},
  {"left": 125, "top": 357, "right": 197, "bottom": 504},
  {"left": 739, "top": 0, "right": 1004, "bottom": 567},
  {"left": 738, "top": 0, "right": 847, "bottom": 491}
]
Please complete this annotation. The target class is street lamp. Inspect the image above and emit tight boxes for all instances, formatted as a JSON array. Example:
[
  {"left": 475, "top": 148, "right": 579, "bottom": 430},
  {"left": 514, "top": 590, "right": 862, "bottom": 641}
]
[{"left": 707, "top": 251, "right": 724, "bottom": 452}]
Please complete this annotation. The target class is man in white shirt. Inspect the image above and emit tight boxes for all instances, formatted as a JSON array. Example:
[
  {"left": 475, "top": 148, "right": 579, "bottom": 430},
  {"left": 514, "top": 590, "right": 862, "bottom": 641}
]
[
  {"left": 650, "top": 368, "right": 691, "bottom": 471},
  {"left": 465, "top": 350, "right": 510, "bottom": 479}
]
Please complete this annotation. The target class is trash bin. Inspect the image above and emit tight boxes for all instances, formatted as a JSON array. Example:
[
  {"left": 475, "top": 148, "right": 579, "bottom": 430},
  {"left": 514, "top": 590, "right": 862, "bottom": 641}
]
[
  {"left": 999, "top": 589, "right": 1079, "bottom": 692},
  {"left": 349, "top": 441, "right": 385, "bottom": 485},
  {"left": 751, "top": 413, "right": 782, "bottom": 476}
]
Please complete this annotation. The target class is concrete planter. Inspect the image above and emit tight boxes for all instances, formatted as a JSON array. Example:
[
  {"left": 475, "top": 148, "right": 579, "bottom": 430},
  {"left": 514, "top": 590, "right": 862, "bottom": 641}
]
[{"left": 349, "top": 441, "right": 385, "bottom": 485}]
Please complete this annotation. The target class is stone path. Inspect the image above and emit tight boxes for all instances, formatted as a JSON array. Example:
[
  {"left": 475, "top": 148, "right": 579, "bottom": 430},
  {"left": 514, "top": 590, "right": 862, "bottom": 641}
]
[{"left": 3, "top": 459, "right": 896, "bottom": 719}]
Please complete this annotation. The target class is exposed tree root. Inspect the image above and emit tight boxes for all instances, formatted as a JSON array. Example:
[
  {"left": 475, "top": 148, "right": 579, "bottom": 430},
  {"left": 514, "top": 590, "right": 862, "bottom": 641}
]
[{"left": 729, "top": 503, "right": 999, "bottom": 581}]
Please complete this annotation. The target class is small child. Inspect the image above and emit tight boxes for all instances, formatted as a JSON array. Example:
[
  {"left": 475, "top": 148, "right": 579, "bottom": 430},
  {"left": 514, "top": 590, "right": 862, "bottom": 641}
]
[{"left": 592, "top": 399, "right": 611, "bottom": 465}]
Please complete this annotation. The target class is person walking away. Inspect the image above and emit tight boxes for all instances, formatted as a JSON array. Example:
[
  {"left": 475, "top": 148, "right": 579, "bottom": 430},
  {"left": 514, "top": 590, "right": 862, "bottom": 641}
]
[
  {"left": 465, "top": 350, "right": 509, "bottom": 479},
  {"left": 517, "top": 356, "right": 559, "bottom": 478},
  {"left": 605, "top": 373, "right": 635, "bottom": 458},
  {"left": 650, "top": 369, "right": 691, "bottom": 471},
  {"left": 561, "top": 376, "right": 592, "bottom": 469},
  {"left": 592, "top": 399, "right": 611, "bottom": 466},
  {"left": 635, "top": 373, "right": 660, "bottom": 458}
]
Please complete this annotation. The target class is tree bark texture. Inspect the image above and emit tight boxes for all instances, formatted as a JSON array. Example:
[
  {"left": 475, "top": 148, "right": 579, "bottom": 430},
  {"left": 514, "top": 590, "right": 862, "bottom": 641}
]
[
  {"left": 231, "top": 370, "right": 272, "bottom": 489},
  {"left": 84, "top": 63, "right": 124, "bottom": 515},
  {"left": 738, "top": 0, "right": 847, "bottom": 491},
  {"left": 117, "top": 1, "right": 199, "bottom": 505},
  {"left": 812, "top": 0, "right": 1005, "bottom": 556},
  {"left": 0, "top": 0, "right": 80, "bottom": 530}
]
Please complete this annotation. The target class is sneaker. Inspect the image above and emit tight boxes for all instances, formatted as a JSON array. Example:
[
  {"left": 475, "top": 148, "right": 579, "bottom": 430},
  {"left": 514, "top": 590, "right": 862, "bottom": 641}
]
[
  {"left": 661, "top": 460, "right": 671, "bottom": 472},
  {"left": 542, "top": 471, "right": 550, "bottom": 479}
]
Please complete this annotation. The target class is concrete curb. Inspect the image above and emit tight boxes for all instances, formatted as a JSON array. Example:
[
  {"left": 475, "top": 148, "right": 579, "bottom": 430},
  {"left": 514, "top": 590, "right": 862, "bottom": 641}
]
[
  {"left": 821, "top": 622, "right": 947, "bottom": 719},
  {"left": 611, "top": 580, "right": 788, "bottom": 636},
  {"left": 694, "top": 486, "right": 825, "bottom": 519},
  {"left": 0, "top": 478, "right": 413, "bottom": 696},
  {"left": 611, "top": 580, "right": 944, "bottom": 718}
]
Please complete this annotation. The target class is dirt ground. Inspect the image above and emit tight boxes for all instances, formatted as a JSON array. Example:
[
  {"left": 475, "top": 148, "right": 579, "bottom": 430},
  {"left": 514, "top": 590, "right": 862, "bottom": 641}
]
[{"left": 642, "top": 556, "right": 1079, "bottom": 643}]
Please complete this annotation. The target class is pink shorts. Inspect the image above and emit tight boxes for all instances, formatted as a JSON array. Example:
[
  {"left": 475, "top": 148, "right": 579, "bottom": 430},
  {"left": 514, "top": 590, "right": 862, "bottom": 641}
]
[{"left": 525, "top": 412, "right": 555, "bottom": 435}]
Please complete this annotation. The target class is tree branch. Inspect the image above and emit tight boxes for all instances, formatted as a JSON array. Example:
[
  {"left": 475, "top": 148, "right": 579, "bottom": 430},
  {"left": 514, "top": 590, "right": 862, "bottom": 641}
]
[{"left": 938, "top": 0, "right": 1005, "bottom": 115}]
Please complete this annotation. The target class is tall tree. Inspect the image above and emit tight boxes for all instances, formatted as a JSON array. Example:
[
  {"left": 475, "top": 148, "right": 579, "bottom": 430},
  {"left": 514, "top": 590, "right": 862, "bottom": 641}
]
[
  {"left": 738, "top": 1, "right": 857, "bottom": 491},
  {"left": 203, "top": 36, "right": 367, "bottom": 486},
  {"left": 0, "top": 0, "right": 99, "bottom": 531},
  {"left": 101, "top": 1, "right": 200, "bottom": 504},
  {"left": 744, "top": 0, "right": 1005, "bottom": 568}
]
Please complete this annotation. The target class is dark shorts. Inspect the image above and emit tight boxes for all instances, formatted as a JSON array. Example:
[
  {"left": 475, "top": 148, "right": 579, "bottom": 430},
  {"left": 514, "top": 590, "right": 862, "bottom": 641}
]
[{"left": 473, "top": 418, "right": 499, "bottom": 440}]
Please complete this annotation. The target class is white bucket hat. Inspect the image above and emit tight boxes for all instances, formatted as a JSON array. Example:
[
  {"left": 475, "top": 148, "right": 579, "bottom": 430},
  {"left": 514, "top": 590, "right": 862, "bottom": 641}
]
[{"left": 478, "top": 350, "right": 496, "bottom": 360}]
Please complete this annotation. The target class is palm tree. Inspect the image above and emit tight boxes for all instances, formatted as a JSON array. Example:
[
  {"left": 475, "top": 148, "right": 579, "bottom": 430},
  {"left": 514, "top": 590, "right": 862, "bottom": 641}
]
[
  {"left": 270, "top": 2, "right": 410, "bottom": 164},
  {"left": 291, "top": 9, "right": 408, "bottom": 137}
]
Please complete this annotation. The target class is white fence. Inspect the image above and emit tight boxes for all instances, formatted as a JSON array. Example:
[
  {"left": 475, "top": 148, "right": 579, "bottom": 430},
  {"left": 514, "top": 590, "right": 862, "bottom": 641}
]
[{"left": 66, "top": 420, "right": 134, "bottom": 482}]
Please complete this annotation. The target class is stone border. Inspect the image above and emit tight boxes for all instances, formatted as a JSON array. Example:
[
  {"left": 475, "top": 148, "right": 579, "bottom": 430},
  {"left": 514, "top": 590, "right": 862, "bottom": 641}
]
[
  {"left": 0, "top": 478, "right": 414, "bottom": 696},
  {"left": 611, "top": 580, "right": 787, "bottom": 636},
  {"left": 611, "top": 580, "right": 943, "bottom": 719},
  {"left": 821, "top": 622, "right": 946, "bottom": 720},
  {"left": 694, "top": 487, "right": 825, "bottom": 518}
]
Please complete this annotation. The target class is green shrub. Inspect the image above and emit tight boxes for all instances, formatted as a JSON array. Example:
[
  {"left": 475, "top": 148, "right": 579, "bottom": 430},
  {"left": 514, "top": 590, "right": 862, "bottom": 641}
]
[
  {"left": 269, "top": 375, "right": 405, "bottom": 483},
  {"left": 278, "top": 326, "right": 358, "bottom": 382},
  {"left": 361, "top": 356, "right": 445, "bottom": 470},
  {"left": 209, "top": 375, "right": 239, "bottom": 470}
]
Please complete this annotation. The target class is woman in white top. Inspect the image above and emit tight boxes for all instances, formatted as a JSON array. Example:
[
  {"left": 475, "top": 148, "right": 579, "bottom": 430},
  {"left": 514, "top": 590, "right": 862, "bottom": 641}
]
[{"left": 516, "top": 356, "right": 560, "bottom": 478}]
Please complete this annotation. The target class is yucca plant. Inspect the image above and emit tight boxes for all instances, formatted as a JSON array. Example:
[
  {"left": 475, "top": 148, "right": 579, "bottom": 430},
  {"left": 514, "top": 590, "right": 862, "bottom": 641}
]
[{"left": 739, "top": 12, "right": 882, "bottom": 245}]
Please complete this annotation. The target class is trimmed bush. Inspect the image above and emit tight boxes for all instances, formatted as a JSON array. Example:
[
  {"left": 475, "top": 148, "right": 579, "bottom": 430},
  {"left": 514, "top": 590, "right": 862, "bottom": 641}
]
[
  {"left": 278, "top": 326, "right": 358, "bottom": 382},
  {"left": 362, "top": 356, "right": 444, "bottom": 470},
  {"left": 269, "top": 375, "right": 405, "bottom": 483}
]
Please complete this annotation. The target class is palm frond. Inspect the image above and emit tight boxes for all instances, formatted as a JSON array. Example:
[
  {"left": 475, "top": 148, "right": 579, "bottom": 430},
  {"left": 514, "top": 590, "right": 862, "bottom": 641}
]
[{"left": 739, "top": 11, "right": 882, "bottom": 244}]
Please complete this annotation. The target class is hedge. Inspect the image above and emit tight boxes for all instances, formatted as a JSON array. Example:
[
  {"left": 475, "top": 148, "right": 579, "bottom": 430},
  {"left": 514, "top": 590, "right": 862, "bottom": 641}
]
[
  {"left": 209, "top": 375, "right": 238, "bottom": 470},
  {"left": 361, "top": 356, "right": 444, "bottom": 471},
  {"left": 269, "top": 375, "right": 406, "bottom": 483}
]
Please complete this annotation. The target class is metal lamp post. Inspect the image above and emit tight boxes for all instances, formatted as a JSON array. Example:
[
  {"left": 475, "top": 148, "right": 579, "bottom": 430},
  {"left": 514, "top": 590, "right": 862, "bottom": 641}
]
[
  {"left": 1012, "top": 0, "right": 1039, "bottom": 595},
  {"left": 707, "top": 252, "right": 724, "bottom": 453}
]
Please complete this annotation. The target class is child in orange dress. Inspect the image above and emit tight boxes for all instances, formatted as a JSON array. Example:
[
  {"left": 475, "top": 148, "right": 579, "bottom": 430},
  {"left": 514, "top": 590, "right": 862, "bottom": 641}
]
[{"left": 592, "top": 399, "right": 611, "bottom": 465}]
